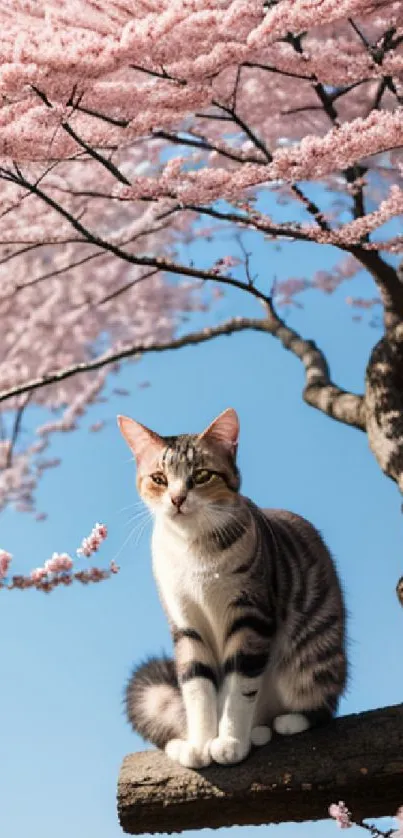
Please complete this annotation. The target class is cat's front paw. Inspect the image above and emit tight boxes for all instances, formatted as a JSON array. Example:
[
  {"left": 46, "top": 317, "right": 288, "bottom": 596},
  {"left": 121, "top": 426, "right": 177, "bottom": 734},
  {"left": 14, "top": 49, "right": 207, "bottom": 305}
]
[
  {"left": 209, "top": 735, "right": 250, "bottom": 765},
  {"left": 165, "top": 738, "right": 212, "bottom": 768}
]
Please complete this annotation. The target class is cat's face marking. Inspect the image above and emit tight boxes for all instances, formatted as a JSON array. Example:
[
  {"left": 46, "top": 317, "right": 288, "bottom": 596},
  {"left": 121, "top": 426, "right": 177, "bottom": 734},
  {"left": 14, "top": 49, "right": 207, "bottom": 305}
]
[{"left": 117, "top": 409, "right": 240, "bottom": 524}]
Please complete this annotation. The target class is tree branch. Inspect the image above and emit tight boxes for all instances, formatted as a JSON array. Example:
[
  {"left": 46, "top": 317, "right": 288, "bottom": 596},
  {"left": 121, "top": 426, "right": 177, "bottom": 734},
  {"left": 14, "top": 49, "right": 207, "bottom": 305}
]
[
  {"left": 0, "top": 165, "right": 277, "bottom": 304},
  {"left": 273, "top": 321, "right": 366, "bottom": 430},
  {"left": 350, "top": 247, "right": 403, "bottom": 330},
  {"left": 283, "top": 33, "right": 367, "bottom": 222},
  {"left": 0, "top": 170, "right": 370, "bottom": 432},
  {"left": 30, "top": 85, "right": 130, "bottom": 185},
  {"left": 181, "top": 203, "right": 320, "bottom": 243},
  {"left": 213, "top": 99, "right": 272, "bottom": 164},
  {"left": 348, "top": 20, "right": 403, "bottom": 106},
  {"left": 61, "top": 120, "right": 130, "bottom": 185},
  {"left": 0, "top": 302, "right": 366, "bottom": 433},
  {"left": 0, "top": 318, "right": 268, "bottom": 403},
  {"left": 5, "top": 394, "right": 32, "bottom": 467},
  {"left": 211, "top": 93, "right": 330, "bottom": 231},
  {"left": 365, "top": 322, "right": 403, "bottom": 492},
  {"left": 72, "top": 103, "right": 130, "bottom": 128},
  {"left": 117, "top": 702, "right": 403, "bottom": 834},
  {"left": 242, "top": 60, "right": 312, "bottom": 81},
  {"left": 151, "top": 129, "right": 264, "bottom": 165}
]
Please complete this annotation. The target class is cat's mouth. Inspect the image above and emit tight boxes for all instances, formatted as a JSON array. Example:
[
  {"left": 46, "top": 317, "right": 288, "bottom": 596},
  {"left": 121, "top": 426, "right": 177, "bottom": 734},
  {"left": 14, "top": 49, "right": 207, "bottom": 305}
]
[
  {"left": 165, "top": 504, "right": 185, "bottom": 517},
  {"left": 168, "top": 504, "right": 191, "bottom": 518}
]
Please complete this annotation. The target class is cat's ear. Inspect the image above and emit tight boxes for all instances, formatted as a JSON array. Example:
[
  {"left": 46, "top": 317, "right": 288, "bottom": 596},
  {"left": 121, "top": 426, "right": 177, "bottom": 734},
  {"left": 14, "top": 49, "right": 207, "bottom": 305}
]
[
  {"left": 199, "top": 408, "right": 239, "bottom": 455},
  {"left": 117, "top": 415, "right": 165, "bottom": 466}
]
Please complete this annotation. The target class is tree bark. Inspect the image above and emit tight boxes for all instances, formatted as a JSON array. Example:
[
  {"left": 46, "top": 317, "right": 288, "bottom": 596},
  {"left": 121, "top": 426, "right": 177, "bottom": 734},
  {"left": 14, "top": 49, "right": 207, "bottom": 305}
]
[
  {"left": 351, "top": 248, "right": 403, "bottom": 332},
  {"left": 118, "top": 703, "right": 403, "bottom": 835},
  {"left": 365, "top": 323, "right": 403, "bottom": 492}
]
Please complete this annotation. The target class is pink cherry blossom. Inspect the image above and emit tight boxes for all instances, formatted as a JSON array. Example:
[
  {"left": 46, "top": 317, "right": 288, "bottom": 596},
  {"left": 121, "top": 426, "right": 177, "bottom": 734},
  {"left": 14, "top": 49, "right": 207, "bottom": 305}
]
[
  {"left": 395, "top": 807, "right": 403, "bottom": 838},
  {"left": 77, "top": 522, "right": 108, "bottom": 557},
  {"left": 329, "top": 802, "right": 352, "bottom": 829},
  {"left": 1, "top": 522, "right": 114, "bottom": 591},
  {"left": 44, "top": 553, "right": 74, "bottom": 574},
  {"left": 30, "top": 567, "right": 49, "bottom": 583},
  {"left": 0, "top": 550, "right": 12, "bottom": 579},
  {"left": 329, "top": 803, "right": 403, "bottom": 837}
]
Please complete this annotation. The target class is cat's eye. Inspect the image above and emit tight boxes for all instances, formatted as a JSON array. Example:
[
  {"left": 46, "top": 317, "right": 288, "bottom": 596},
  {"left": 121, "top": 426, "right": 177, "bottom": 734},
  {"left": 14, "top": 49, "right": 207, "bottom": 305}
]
[
  {"left": 150, "top": 472, "right": 167, "bottom": 486},
  {"left": 193, "top": 469, "right": 215, "bottom": 485}
]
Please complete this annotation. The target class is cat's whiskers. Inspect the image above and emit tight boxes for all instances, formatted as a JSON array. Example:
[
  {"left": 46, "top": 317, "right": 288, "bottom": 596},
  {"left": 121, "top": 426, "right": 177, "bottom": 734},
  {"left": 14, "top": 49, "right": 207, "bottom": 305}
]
[
  {"left": 131, "top": 520, "right": 151, "bottom": 554},
  {"left": 111, "top": 509, "right": 152, "bottom": 564},
  {"left": 131, "top": 511, "right": 153, "bottom": 549},
  {"left": 125, "top": 507, "right": 151, "bottom": 528},
  {"left": 118, "top": 499, "right": 145, "bottom": 514}
]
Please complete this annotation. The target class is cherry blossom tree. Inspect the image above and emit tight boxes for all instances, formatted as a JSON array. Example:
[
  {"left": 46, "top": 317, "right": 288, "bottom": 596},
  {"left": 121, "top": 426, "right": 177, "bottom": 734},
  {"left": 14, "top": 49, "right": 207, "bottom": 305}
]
[{"left": 0, "top": 0, "right": 402, "bottom": 592}]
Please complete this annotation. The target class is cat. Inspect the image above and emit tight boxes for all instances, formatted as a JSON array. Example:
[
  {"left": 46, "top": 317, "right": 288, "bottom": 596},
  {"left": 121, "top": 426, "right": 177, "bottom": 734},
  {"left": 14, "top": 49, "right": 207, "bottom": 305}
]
[{"left": 118, "top": 407, "right": 347, "bottom": 768}]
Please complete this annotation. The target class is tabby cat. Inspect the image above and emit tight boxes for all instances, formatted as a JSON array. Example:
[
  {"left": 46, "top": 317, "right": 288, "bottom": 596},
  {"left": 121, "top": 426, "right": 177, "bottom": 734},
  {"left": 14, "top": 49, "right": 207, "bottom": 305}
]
[{"left": 118, "top": 408, "right": 347, "bottom": 768}]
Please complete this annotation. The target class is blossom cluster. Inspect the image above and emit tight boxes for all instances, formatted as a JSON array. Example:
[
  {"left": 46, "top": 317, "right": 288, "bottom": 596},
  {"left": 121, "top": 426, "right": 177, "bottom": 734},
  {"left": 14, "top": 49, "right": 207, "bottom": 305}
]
[
  {"left": 77, "top": 522, "right": 108, "bottom": 557},
  {"left": 0, "top": 549, "right": 12, "bottom": 579},
  {"left": 0, "top": 522, "right": 118, "bottom": 592},
  {"left": 329, "top": 802, "right": 403, "bottom": 837},
  {"left": 329, "top": 802, "right": 352, "bottom": 829}
]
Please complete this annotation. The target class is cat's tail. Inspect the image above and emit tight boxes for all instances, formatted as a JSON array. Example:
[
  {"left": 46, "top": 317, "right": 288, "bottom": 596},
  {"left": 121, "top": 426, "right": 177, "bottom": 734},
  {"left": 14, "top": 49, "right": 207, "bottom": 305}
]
[{"left": 125, "top": 656, "right": 186, "bottom": 749}]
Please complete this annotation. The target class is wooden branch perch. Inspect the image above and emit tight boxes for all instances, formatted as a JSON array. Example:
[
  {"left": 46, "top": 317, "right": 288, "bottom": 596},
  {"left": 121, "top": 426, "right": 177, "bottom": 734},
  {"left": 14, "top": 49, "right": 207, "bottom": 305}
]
[{"left": 117, "top": 703, "right": 403, "bottom": 834}]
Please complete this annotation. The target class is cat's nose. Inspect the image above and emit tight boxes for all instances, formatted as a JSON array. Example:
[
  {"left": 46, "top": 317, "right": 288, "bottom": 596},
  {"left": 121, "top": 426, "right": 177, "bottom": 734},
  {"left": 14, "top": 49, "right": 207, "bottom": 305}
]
[{"left": 170, "top": 492, "right": 186, "bottom": 510}]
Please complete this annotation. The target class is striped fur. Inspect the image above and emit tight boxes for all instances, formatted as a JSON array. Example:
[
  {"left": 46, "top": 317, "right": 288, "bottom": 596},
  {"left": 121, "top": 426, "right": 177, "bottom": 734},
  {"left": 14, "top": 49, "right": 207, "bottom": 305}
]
[{"left": 119, "top": 409, "right": 347, "bottom": 767}]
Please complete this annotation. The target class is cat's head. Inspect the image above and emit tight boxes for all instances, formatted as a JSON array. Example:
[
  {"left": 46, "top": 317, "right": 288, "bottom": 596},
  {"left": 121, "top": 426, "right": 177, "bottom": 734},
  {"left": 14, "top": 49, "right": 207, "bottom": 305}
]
[{"left": 117, "top": 408, "right": 240, "bottom": 523}]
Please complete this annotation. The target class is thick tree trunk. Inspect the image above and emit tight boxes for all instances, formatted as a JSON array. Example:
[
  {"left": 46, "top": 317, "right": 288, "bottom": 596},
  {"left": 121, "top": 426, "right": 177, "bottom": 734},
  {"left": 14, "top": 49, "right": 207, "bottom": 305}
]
[
  {"left": 365, "top": 323, "right": 403, "bottom": 493},
  {"left": 118, "top": 703, "right": 403, "bottom": 834}
]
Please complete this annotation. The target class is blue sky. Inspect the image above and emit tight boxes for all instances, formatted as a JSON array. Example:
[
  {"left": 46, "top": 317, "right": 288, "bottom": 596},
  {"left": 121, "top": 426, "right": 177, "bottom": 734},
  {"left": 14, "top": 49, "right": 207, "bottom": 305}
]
[{"left": 1, "top": 211, "right": 402, "bottom": 838}]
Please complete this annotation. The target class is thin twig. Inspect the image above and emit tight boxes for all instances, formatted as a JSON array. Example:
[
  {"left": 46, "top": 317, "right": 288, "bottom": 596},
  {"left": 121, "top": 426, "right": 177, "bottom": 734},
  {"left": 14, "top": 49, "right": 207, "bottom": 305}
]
[
  {"left": 151, "top": 130, "right": 265, "bottom": 164},
  {"left": 5, "top": 394, "right": 32, "bottom": 467},
  {"left": 30, "top": 85, "right": 131, "bottom": 185},
  {"left": 348, "top": 19, "right": 403, "bottom": 105}
]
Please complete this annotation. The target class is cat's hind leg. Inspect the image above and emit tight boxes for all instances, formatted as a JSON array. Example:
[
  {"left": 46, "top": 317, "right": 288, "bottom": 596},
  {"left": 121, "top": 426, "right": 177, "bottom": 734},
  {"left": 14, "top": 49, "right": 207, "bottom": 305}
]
[
  {"left": 273, "top": 705, "right": 334, "bottom": 735},
  {"left": 274, "top": 662, "right": 343, "bottom": 737},
  {"left": 273, "top": 713, "right": 310, "bottom": 735}
]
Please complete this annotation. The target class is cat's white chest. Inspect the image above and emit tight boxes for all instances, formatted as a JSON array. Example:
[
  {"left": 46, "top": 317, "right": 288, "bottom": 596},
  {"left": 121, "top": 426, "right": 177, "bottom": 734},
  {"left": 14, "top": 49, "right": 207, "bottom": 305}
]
[{"left": 151, "top": 523, "right": 222, "bottom": 632}]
